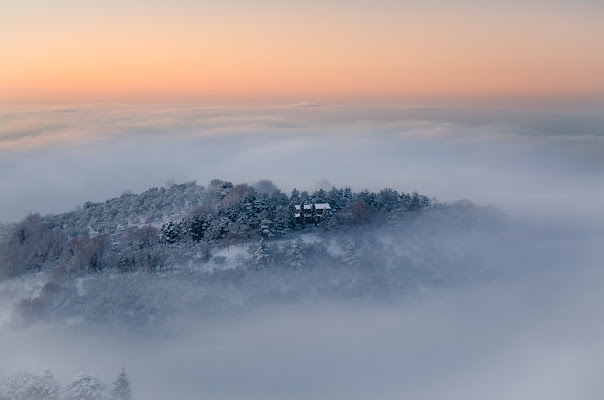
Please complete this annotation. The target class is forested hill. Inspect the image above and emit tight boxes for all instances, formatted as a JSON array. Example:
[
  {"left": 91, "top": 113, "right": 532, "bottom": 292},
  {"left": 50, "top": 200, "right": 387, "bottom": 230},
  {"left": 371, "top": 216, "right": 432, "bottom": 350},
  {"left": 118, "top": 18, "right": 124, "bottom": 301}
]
[
  {"left": 0, "top": 178, "right": 445, "bottom": 279},
  {"left": 0, "top": 179, "right": 504, "bottom": 327}
]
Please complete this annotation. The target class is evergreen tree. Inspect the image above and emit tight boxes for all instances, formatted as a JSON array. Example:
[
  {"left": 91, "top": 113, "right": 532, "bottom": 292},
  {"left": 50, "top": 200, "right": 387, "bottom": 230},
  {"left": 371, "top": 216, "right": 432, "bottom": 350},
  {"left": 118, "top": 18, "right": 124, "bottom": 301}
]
[
  {"left": 343, "top": 187, "right": 354, "bottom": 207},
  {"left": 299, "top": 204, "right": 306, "bottom": 229},
  {"left": 217, "top": 216, "right": 230, "bottom": 238},
  {"left": 111, "top": 367, "right": 132, "bottom": 400},
  {"left": 259, "top": 219, "right": 273, "bottom": 238},
  {"left": 287, "top": 204, "right": 297, "bottom": 230},
  {"left": 300, "top": 191, "right": 311, "bottom": 204},
  {"left": 378, "top": 188, "right": 400, "bottom": 212},
  {"left": 327, "top": 187, "right": 344, "bottom": 210},
  {"left": 63, "top": 374, "right": 110, "bottom": 400},
  {"left": 344, "top": 241, "right": 360, "bottom": 267},
  {"left": 311, "top": 204, "right": 318, "bottom": 226},
  {"left": 237, "top": 189, "right": 258, "bottom": 233},
  {"left": 224, "top": 203, "right": 238, "bottom": 221},
  {"left": 272, "top": 206, "right": 291, "bottom": 235},
  {"left": 253, "top": 239, "right": 270, "bottom": 269},
  {"left": 161, "top": 221, "right": 181, "bottom": 244},
  {"left": 314, "top": 188, "right": 327, "bottom": 203},
  {"left": 410, "top": 191, "right": 421, "bottom": 211},
  {"left": 325, "top": 215, "right": 340, "bottom": 232},
  {"left": 287, "top": 240, "right": 304, "bottom": 269},
  {"left": 290, "top": 188, "right": 301, "bottom": 205},
  {"left": 187, "top": 206, "right": 214, "bottom": 242}
]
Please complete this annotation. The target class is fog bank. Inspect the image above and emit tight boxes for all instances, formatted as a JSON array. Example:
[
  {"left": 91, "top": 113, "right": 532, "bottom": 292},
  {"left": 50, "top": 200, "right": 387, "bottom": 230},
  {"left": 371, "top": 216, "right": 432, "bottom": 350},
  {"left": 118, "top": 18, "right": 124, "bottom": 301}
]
[
  {"left": 1, "top": 104, "right": 603, "bottom": 227},
  {"left": 0, "top": 208, "right": 603, "bottom": 399}
]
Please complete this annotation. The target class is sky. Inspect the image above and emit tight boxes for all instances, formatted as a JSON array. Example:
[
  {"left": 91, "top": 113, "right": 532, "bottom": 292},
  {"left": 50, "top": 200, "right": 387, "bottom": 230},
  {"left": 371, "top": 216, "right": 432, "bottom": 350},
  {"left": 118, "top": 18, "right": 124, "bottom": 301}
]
[{"left": 1, "top": 0, "right": 603, "bottom": 104}]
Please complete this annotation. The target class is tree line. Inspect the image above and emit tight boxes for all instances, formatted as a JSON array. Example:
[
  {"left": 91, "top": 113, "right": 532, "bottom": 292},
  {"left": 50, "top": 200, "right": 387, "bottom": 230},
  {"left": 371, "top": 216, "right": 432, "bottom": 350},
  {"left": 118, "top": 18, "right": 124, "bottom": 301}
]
[{"left": 0, "top": 367, "right": 132, "bottom": 400}]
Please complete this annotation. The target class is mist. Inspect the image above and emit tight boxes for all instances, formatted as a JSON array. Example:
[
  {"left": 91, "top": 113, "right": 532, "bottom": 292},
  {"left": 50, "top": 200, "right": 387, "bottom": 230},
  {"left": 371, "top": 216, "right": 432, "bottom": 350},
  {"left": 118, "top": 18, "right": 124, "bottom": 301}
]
[
  {"left": 1, "top": 225, "right": 603, "bottom": 400},
  {"left": 1, "top": 201, "right": 603, "bottom": 399},
  {"left": 1, "top": 103, "right": 603, "bottom": 399}
]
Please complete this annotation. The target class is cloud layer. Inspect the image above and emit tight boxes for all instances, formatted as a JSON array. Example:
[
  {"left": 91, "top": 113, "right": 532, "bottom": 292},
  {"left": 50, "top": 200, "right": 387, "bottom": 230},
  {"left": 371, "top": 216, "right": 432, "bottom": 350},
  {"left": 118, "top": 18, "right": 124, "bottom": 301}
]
[{"left": 1, "top": 104, "right": 603, "bottom": 228}]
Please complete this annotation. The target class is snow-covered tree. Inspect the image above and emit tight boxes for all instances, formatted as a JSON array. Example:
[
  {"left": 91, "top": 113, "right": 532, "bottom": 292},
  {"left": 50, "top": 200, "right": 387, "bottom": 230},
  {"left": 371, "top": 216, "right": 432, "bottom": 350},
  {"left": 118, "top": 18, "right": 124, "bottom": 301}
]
[
  {"left": 326, "top": 187, "right": 344, "bottom": 210},
  {"left": 237, "top": 189, "right": 258, "bottom": 234},
  {"left": 287, "top": 240, "right": 304, "bottom": 269},
  {"left": 0, "top": 214, "right": 66, "bottom": 277},
  {"left": 134, "top": 226, "right": 160, "bottom": 249},
  {"left": 253, "top": 239, "right": 270, "bottom": 269},
  {"left": 187, "top": 205, "right": 215, "bottom": 242},
  {"left": 272, "top": 207, "right": 291, "bottom": 236},
  {"left": 213, "top": 180, "right": 234, "bottom": 199},
  {"left": 344, "top": 242, "right": 360, "bottom": 267},
  {"left": 290, "top": 188, "right": 301, "bottom": 205},
  {"left": 287, "top": 204, "right": 297, "bottom": 230},
  {"left": 65, "top": 234, "right": 109, "bottom": 272},
  {"left": 216, "top": 216, "right": 231, "bottom": 239},
  {"left": 324, "top": 214, "right": 340, "bottom": 232},
  {"left": 343, "top": 187, "right": 354, "bottom": 207},
  {"left": 310, "top": 204, "right": 318, "bottom": 226},
  {"left": 259, "top": 219, "right": 273, "bottom": 238},
  {"left": 0, "top": 370, "right": 60, "bottom": 400},
  {"left": 161, "top": 221, "right": 182, "bottom": 244},
  {"left": 63, "top": 374, "right": 110, "bottom": 400},
  {"left": 298, "top": 204, "right": 306, "bottom": 229},
  {"left": 111, "top": 368, "right": 132, "bottom": 400}
]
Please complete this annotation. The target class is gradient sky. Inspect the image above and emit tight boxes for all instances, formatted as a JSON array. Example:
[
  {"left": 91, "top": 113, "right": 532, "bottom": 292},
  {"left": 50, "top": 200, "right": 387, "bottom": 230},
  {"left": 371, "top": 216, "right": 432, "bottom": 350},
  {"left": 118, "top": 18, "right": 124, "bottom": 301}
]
[{"left": 2, "top": 0, "right": 603, "bottom": 104}]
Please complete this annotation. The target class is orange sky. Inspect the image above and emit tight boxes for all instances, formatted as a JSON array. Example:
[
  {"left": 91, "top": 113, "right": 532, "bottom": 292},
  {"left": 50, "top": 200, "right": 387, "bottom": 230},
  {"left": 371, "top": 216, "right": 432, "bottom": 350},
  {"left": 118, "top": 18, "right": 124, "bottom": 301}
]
[{"left": 2, "top": 0, "right": 603, "bottom": 104}]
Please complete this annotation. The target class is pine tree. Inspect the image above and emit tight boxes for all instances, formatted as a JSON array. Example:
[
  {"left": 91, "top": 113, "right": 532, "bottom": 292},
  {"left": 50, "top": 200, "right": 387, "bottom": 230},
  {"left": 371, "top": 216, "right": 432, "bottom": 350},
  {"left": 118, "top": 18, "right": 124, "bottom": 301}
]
[
  {"left": 287, "top": 204, "right": 297, "bottom": 230},
  {"left": 259, "top": 219, "right": 273, "bottom": 238},
  {"left": 327, "top": 187, "right": 344, "bottom": 210},
  {"left": 325, "top": 215, "right": 340, "bottom": 232},
  {"left": 343, "top": 187, "right": 354, "bottom": 207},
  {"left": 410, "top": 191, "right": 421, "bottom": 211},
  {"left": 314, "top": 188, "right": 327, "bottom": 203},
  {"left": 111, "top": 367, "right": 132, "bottom": 400},
  {"left": 63, "top": 373, "right": 110, "bottom": 400},
  {"left": 290, "top": 188, "right": 301, "bottom": 205},
  {"left": 311, "top": 204, "right": 318, "bottom": 226},
  {"left": 253, "top": 239, "right": 270, "bottom": 269},
  {"left": 161, "top": 221, "right": 181, "bottom": 244},
  {"left": 273, "top": 206, "right": 291, "bottom": 235},
  {"left": 344, "top": 241, "right": 360, "bottom": 267},
  {"left": 287, "top": 240, "right": 304, "bottom": 269},
  {"left": 299, "top": 204, "right": 306, "bottom": 229}
]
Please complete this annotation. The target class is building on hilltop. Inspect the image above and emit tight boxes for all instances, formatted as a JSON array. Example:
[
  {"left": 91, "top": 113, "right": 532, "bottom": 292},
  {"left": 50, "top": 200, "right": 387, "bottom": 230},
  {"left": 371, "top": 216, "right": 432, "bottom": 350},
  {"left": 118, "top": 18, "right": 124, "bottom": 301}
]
[{"left": 294, "top": 203, "right": 331, "bottom": 224}]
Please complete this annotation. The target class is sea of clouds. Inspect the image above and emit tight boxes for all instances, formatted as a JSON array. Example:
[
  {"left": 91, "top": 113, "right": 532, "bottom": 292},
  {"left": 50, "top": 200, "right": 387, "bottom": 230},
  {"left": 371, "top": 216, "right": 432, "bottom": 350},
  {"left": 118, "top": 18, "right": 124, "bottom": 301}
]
[
  {"left": 1, "top": 103, "right": 603, "bottom": 227},
  {"left": 0, "top": 103, "right": 603, "bottom": 399}
]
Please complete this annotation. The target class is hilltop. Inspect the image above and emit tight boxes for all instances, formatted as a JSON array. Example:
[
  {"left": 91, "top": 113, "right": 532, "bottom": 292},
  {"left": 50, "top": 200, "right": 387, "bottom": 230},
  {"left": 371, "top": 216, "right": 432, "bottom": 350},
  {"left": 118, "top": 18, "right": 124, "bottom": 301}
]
[{"left": 0, "top": 179, "right": 500, "bottom": 327}]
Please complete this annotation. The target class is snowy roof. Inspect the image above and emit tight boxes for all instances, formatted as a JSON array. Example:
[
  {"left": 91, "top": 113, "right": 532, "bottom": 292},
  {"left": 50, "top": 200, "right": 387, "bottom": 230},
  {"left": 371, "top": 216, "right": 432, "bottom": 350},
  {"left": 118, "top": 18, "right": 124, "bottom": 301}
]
[{"left": 294, "top": 203, "right": 331, "bottom": 210}]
